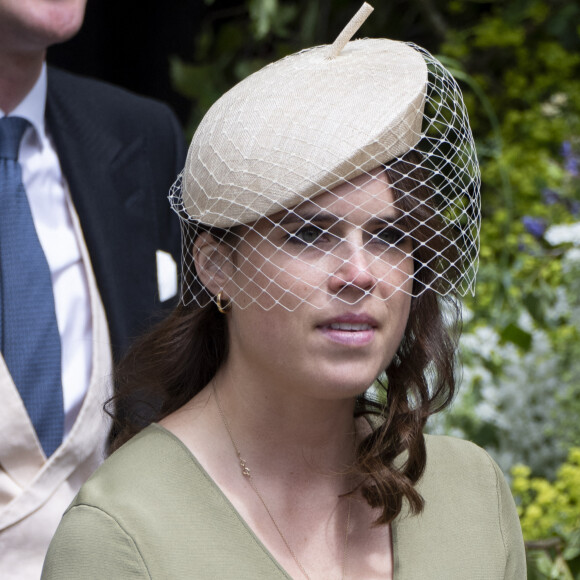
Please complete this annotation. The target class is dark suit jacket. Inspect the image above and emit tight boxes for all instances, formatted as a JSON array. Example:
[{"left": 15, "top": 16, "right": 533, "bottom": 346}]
[
  {"left": 45, "top": 67, "right": 186, "bottom": 362},
  {"left": 0, "top": 71, "right": 185, "bottom": 577}
]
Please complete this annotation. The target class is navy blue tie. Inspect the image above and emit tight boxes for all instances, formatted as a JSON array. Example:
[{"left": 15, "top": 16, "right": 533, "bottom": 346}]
[{"left": 0, "top": 117, "right": 64, "bottom": 457}]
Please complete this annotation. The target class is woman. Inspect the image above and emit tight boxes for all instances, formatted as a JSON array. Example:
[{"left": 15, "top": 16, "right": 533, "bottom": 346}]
[{"left": 43, "top": 4, "right": 525, "bottom": 579}]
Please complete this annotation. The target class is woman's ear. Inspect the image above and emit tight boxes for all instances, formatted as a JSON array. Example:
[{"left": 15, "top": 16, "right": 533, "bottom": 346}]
[{"left": 193, "top": 232, "right": 234, "bottom": 295}]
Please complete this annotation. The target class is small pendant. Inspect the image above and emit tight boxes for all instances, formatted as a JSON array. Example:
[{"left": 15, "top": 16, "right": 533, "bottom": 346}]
[{"left": 240, "top": 458, "right": 251, "bottom": 477}]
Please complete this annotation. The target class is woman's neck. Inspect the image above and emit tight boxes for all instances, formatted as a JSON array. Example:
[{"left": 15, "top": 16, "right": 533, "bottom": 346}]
[
  {"left": 159, "top": 360, "right": 391, "bottom": 580},
  {"left": 209, "top": 362, "right": 361, "bottom": 478}
]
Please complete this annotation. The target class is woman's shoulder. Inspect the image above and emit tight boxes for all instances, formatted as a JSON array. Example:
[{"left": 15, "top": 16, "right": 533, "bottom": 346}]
[
  {"left": 95, "top": 423, "right": 188, "bottom": 470},
  {"left": 71, "top": 424, "right": 197, "bottom": 510},
  {"left": 424, "top": 434, "right": 498, "bottom": 470},
  {"left": 393, "top": 435, "right": 526, "bottom": 579},
  {"left": 419, "top": 435, "right": 523, "bottom": 544},
  {"left": 424, "top": 432, "right": 492, "bottom": 455},
  {"left": 421, "top": 434, "right": 506, "bottom": 497},
  {"left": 44, "top": 424, "right": 292, "bottom": 579}
]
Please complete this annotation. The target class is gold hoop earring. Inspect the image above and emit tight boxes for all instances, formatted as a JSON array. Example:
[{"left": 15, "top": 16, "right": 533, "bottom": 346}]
[{"left": 216, "top": 291, "right": 232, "bottom": 314}]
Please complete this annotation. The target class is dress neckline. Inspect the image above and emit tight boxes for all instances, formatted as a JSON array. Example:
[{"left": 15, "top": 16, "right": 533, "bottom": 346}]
[
  {"left": 150, "top": 422, "right": 294, "bottom": 578},
  {"left": 148, "top": 422, "right": 396, "bottom": 580}
]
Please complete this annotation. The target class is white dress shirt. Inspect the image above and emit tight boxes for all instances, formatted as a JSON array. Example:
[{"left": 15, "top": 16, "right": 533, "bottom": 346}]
[{"left": 1, "top": 64, "right": 92, "bottom": 436}]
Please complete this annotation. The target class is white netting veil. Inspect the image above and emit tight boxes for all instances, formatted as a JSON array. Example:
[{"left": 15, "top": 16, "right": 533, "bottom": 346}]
[{"left": 169, "top": 4, "right": 480, "bottom": 312}]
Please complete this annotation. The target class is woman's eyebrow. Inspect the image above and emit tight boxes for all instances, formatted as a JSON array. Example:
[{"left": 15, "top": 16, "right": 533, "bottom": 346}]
[
  {"left": 276, "top": 211, "right": 335, "bottom": 227},
  {"left": 367, "top": 216, "right": 402, "bottom": 227},
  {"left": 276, "top": 211, "right": 402, "bottom": 228}
]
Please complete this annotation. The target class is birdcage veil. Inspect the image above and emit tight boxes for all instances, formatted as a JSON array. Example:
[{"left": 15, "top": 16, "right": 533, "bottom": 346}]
[{"left": 169, "top": 3, "right": 481, "bottom": 312}]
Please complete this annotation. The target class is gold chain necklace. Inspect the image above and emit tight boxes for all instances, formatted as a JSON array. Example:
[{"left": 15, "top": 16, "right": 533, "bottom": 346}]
[{"left": 213, "top": 385, "right": 353, "bottom": 580}]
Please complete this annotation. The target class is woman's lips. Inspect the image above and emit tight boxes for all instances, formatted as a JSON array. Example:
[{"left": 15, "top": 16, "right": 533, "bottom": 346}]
[
  {"left": 328, "top": 322, "right": 373, "bottom": 331},
  {"left": 317, "top": 315, "right": 377, "bottom": 346}
]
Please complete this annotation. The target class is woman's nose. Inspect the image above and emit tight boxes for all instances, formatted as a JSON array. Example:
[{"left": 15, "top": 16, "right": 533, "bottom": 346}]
[{"left": 327, "top": 239, "right": 376, "bottom": 294}]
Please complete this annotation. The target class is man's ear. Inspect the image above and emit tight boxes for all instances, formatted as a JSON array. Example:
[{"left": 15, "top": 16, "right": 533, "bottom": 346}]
[{"left": 193, "top": 232, "right": 234, "bottom": 295}]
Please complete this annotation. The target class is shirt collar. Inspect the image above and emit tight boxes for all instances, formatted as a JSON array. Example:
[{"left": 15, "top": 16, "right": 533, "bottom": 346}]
[{"left": 0, "top": 63, "right": 47, "bottom": 143}]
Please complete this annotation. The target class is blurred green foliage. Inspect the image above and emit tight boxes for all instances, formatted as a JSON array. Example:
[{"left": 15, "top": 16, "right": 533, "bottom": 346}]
[
  {"left": 512, "top": 448, "right": 580, "bottom": 579},
  {"left": 442, "top": 0, "right": 580, "bottom": 323},
  {"left": 436, "top": 0, "right": 580, "bottom": 480}
]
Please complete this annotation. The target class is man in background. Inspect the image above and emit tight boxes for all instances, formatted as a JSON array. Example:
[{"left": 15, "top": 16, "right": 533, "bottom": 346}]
[{"left": 0, "top": 1, "right": 185, "bottom": 577}]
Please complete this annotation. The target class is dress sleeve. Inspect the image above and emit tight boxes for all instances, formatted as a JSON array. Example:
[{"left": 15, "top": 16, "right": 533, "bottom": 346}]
[
  {"left": 490, "top": 459, "right": 527, "bottom": 579},
  {"left": 41, "top": 504, "right": 151, "bottom": 579}
]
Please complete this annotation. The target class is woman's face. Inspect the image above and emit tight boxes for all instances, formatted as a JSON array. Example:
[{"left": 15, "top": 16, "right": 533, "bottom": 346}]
[{"left": 220, "top": 169, "right": 414, "bottom": 397}]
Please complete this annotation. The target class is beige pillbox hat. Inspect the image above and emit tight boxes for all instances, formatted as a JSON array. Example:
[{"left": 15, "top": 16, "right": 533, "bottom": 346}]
[{"left": 179, "top": 8, "right": 428, "bottom": 228}]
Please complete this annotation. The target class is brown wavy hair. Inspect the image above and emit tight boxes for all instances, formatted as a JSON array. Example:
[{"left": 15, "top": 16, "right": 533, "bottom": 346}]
[{"left": 108, "top": 151, "right": 462, "bottom": 525}]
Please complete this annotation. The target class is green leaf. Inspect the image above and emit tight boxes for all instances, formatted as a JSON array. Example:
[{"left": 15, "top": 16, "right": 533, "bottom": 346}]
[
  {"left": 563, "top": 530, "right": 580, "bottom": 561},
  {"left": 249, "top": 0, "right": 279, "bottom": 40},
  {"left": 169, "top": 58, "right": 214, "bottom": 100},
  {"left": 536, "top": 551, "right": 556, "bottom": 576},
  {"left": 499, "top": 323, "right": 533, "bottom": 350}
]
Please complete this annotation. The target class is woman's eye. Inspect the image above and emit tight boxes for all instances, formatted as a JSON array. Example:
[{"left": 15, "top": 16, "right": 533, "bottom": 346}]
[
  {"left": 288, "top": 225, "right": 325, "bottom": 244},
  {"left": 375, "top": 227, "right": 406, "bottom": 246}
]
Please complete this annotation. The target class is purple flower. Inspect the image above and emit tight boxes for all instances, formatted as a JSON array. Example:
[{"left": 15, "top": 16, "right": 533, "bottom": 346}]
[
  {"left": 561, "top": 141, "right": 573, "bottom": 158},
  {"left": 542, "top": 188, "right": 560, "bottom": 205},
  {"left": 569, "top": 201, "right": 580, "bottom": 216},
  {"left": 522, "top": 216, "right": 547, "bottom": 239},
  {"left": 561, "top": 141, "right": 580, "bottom": 177},
  {"left": 566, "top": 157, "right": 579, "bottom": 177}
]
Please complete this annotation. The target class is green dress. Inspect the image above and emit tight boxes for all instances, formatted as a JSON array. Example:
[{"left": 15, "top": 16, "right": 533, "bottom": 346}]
[{"left": 42, "top": 424, "right": 526, "bottom": 579}]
